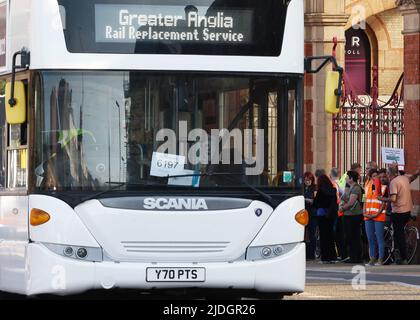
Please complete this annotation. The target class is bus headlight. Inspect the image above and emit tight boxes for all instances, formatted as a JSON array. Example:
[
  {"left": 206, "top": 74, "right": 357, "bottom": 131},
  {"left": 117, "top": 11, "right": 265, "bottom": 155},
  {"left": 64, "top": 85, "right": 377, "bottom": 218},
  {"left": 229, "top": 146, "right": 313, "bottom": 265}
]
[
  {"left": 273, "top": 245, "right": 284, "bottom": 256},
  {"left": 246, "top": 243, "right": 299, "bottom": 261},
  {"left": 42, "top": 243, "right": 103, "bottom": 262},
  {"left": 261, "top": 247, "right": 272, "bottom": 258},
  {"left": 63, "top": 246, "right": 74, "bottom": 257},
  {"left": 76, "top": 248, "right": 88, "bottom": 259}
]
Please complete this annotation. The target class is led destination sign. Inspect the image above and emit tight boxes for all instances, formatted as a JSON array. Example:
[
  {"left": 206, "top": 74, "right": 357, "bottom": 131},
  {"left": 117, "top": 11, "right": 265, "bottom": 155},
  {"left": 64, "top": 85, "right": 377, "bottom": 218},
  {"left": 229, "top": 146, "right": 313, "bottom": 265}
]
[
  {"left": 95, "top": 5, "right": 254, "bottom": 44},
  {"left": 58, "top": 0, "right": 290, "bottom": 56}
]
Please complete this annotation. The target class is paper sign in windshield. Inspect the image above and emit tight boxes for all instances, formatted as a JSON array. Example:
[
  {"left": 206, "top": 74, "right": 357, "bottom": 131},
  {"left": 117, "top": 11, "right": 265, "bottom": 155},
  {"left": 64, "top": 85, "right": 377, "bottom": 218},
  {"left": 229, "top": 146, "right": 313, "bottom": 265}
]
[
  {"left": 150, "top": 152, "right": 185, "bottom": 177},
  {"left": 168, "top": 170, "right": 200, "bottom": 187}
]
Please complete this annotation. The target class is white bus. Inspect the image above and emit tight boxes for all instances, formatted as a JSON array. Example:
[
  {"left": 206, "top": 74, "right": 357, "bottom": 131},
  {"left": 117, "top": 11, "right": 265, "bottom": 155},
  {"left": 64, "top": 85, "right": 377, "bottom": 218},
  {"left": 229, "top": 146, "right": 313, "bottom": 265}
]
[{"left": 0, "top": 0, "right": 341, "bottom": 297}]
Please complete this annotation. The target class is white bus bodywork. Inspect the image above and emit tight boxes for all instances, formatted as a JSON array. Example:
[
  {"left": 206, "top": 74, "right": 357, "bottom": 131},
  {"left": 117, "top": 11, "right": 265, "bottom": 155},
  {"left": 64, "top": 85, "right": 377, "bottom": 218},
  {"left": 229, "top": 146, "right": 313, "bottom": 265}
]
[{"left": 0, "top": 0, "right": 306, "bottom": 296}]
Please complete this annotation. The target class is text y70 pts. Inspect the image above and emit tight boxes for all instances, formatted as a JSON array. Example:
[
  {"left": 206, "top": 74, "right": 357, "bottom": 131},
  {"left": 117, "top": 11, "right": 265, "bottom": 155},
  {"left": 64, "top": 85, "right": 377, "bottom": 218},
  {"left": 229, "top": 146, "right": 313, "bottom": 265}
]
[{"left": 162, "top": 304, "right": 256, "bottom": 318}]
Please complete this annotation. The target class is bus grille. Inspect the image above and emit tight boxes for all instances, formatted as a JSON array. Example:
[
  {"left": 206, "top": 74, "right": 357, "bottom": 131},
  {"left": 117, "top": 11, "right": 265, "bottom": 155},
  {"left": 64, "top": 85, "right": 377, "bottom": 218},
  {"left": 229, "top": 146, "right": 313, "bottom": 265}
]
[{"left": 120, "top": 241, "right": 230, "bottom": 254}]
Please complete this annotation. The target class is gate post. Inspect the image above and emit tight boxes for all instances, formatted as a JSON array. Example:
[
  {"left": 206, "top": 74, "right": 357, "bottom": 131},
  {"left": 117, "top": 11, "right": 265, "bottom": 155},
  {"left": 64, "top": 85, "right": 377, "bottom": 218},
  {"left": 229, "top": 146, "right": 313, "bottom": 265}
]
[{"left": 371, "top": 66, "right": 379, "bottom": 163}]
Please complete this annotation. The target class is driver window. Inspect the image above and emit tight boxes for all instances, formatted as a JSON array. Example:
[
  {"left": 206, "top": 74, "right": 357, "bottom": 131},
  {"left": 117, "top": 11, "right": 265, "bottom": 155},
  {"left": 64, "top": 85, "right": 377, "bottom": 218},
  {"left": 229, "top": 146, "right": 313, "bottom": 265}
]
[
  {"left": 6, "top": 79, "right": 28, "bottom": 189},
  {"left": 2, "top": 78, "right": 28, "bottom": 190}
]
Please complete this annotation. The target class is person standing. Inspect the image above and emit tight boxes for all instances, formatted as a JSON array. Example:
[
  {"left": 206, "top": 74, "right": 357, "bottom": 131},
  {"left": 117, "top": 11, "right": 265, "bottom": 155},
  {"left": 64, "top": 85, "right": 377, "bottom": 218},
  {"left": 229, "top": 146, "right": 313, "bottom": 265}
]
[
  {"left": 386, "top": 166, "right": 420, "bottom": 264},
  {"left": 363, "top": 162, "right": 378, "bottom": 209},
  {"left": 339, "top": 171, "right": 363, "bottom": 264},
  {"left": 363, "top": 169, "right": 387, "bottom": 266},
  {"left": 364, "top": 161, "right": 378, "bottom": 187},
  {"left": 330, "top": 168, "right": 347, "bottom": 260},
  {"left": 315, "top": 169, "right": 326, "bottom": 178},
  {"left": 314, "top": 174, "right": 338, "bottom": 263},
  {"left": 351, "top": 163, "right": 363, "bottom": 178},
  {"left": 304, "top": 172, "right": 317, "bottom": 260},
  {"left": 361, "top": 167, "right": 378, "bottom": 261},
  {"left": 366, "top": 161, "right": 378, "bottom": 175}
]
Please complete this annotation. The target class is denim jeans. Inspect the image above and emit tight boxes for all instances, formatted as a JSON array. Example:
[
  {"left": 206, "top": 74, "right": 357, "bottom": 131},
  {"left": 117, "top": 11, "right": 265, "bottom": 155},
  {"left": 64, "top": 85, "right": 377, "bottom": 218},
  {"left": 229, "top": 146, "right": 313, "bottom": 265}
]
[{"left": 364, "top": 219, "right": 385, "bottom": 260}]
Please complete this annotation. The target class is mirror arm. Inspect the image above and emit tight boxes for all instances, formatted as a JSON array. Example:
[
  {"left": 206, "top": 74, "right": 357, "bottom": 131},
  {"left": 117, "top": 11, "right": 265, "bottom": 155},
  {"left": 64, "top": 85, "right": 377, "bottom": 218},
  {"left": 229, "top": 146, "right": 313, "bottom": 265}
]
[
  {"left": 304, "top": 55, "right": 341, "bottom": 74},
  {"left": 9, "top": 48, "right": 30, "bottom": 108}
]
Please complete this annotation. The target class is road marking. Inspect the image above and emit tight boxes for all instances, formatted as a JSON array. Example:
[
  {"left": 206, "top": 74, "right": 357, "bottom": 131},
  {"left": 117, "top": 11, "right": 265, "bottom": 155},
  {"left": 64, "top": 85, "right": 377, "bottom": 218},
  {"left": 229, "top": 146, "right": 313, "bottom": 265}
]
[
  {"left": 307, "top": 268, "right": 420, "bottom": 278},
  {"left": 307, "top": 276, "right": 384, "bottom": 285},
  {"left": 307, "top": 276, "right": 348, "bottom": 282},
  {"left": 308, "top": 273, "right": 420, "bottom": 291}
]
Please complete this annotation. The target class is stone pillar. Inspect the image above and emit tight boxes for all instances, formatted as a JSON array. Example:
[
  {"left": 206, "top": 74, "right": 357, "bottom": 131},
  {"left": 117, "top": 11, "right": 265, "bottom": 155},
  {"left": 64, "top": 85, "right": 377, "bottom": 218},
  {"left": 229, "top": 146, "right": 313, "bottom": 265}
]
[
  {"left": 304, "top": 0, "right": 349, "bottom": 173},
  {"left": 398, "top": 0, "right": 420, "bottom": 215}
]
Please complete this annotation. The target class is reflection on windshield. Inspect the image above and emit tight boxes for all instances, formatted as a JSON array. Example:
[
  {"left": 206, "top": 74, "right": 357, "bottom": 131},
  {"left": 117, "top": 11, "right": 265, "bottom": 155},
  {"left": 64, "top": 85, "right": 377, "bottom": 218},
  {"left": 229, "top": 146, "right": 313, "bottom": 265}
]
[{"left": 33, "top": 71, "right": 298, "bottom": 191}]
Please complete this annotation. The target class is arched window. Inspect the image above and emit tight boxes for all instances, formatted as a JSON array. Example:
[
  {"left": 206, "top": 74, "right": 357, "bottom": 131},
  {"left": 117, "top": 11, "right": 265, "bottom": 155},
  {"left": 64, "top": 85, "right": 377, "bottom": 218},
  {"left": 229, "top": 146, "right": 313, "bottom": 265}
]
[{"left": 345, "top": 28, "right": 371, "bottom": 95}]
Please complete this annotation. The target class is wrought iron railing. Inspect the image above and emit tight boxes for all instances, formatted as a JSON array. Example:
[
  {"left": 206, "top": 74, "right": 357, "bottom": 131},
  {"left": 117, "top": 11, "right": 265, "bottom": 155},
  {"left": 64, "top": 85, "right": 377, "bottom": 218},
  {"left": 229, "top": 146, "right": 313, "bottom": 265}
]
[{"left": 332, "top": 39, "right": 404, "bottom": 173}]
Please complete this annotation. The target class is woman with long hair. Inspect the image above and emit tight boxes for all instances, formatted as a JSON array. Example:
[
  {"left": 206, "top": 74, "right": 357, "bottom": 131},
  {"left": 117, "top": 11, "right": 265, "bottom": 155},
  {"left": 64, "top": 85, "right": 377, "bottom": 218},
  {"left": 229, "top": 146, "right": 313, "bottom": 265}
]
[
  {"left": 314, "top": 174, "right": 338, "bottom": 263},
  {"left": 304, "top": 172, "right": 317, "bottom": 260}
]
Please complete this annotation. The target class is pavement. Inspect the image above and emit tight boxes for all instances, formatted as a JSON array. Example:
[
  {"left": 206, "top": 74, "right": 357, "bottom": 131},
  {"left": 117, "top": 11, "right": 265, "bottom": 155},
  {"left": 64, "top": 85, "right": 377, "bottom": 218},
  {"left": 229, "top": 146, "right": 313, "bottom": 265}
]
[{"left": 284, "top": 261, "right": 420, "bottom": 300}]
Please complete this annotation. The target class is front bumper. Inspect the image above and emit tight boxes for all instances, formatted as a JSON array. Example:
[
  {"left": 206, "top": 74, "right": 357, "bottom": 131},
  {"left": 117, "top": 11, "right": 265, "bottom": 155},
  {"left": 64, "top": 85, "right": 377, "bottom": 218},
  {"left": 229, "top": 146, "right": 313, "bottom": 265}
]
[{"left": 26, "top": 242, "right": 306, "bottom": 296}]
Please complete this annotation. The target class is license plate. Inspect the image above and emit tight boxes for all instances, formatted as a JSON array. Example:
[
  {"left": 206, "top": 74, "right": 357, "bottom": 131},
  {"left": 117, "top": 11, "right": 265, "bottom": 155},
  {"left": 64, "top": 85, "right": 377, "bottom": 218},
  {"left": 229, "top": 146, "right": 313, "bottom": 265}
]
[{"left": 146, "top": 268, "right": 205, "bottom": 282}]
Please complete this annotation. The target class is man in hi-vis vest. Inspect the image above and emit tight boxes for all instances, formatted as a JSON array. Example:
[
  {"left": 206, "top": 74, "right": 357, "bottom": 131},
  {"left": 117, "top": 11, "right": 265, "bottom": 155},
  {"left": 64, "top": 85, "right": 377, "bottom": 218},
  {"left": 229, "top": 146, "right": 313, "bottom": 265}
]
[{"left": 364, "top": 169, "right": 387, "bottom": 266}]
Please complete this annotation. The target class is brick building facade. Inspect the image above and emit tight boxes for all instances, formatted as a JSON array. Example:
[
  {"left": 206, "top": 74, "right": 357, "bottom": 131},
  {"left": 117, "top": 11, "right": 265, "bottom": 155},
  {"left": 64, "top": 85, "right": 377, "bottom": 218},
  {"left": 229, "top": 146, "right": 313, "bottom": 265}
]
[{"left": 304, "top": 0, "right": 420, "bottom": 215}]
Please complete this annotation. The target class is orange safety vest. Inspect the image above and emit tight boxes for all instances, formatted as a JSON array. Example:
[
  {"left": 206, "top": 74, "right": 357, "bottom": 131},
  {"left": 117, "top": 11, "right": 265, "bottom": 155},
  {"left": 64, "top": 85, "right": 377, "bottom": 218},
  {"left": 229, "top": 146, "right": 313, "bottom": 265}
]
[
  {"left": 364, "top": 178, "right": 386, "bottom": 222},
  {"left": 332, "top": 180, "right": 344, "bottom": 217}
]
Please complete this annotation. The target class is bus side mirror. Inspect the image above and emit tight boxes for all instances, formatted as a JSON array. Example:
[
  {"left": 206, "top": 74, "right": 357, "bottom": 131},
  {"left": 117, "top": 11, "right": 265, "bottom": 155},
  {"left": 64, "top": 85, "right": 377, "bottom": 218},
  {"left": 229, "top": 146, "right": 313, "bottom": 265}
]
[
  {"left": 325, "top": 70, "right": 342, "bottom": 115},
  {"left": 5, "top": 81, "right": 26, "bottom": 124}
]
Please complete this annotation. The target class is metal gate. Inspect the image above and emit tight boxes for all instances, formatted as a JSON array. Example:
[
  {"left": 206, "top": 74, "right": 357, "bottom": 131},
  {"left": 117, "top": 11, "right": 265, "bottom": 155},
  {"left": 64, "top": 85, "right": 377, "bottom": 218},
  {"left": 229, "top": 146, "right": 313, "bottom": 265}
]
[{"left": 333, "top": 66, "right": 405, "bottom": 173}]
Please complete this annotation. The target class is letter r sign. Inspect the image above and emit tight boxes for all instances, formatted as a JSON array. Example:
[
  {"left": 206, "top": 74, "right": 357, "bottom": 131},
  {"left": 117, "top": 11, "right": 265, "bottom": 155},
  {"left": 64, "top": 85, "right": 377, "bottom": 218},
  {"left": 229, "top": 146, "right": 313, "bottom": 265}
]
[{"left": 352, "top": 36, "right": 360, "bottom": 47}]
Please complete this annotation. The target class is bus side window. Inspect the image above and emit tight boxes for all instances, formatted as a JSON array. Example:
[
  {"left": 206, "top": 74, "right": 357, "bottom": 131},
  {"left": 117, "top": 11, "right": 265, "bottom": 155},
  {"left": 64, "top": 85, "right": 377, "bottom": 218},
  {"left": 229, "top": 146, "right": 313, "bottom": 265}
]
[{"left": 0, "top": 83, "right": 6, "bottom": 189}]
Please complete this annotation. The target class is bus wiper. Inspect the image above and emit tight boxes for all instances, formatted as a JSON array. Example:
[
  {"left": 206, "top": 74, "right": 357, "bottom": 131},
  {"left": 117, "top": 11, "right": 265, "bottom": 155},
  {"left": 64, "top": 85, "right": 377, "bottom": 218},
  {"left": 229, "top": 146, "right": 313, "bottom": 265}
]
[
  {"left": 166, "top": 172, "right": 278, "bottom": 208},
  {"left": 81, "top": 181, "right": 159, "bottom": 202}
]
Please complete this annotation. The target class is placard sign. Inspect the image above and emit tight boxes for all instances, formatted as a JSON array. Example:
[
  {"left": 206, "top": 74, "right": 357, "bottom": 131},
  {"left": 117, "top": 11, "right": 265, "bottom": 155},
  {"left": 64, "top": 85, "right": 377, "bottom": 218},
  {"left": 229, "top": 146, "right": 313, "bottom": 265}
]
[
  {"left": 150, "top": 152, "right": 185, "bottom": 177},
  {"left": 95, "top": 4, "right": 254, "bottom": 44},
  {"left": 381, "top": 147, "right": 405, "bottom": 166}
]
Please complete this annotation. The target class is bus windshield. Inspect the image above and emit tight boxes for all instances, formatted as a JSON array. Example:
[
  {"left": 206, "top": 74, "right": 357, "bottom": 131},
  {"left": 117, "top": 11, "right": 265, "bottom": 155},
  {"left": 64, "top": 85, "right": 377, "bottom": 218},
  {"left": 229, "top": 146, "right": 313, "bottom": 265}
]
[{"left": 33, "top": 71, "right": 301, "bottom": 192}]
